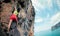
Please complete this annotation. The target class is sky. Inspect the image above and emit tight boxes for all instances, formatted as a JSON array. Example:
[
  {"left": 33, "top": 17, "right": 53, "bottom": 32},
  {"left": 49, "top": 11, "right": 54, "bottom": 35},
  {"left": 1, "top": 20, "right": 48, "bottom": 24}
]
[{"left": 31, "top": 0, "right": 60, "bottom": 36}]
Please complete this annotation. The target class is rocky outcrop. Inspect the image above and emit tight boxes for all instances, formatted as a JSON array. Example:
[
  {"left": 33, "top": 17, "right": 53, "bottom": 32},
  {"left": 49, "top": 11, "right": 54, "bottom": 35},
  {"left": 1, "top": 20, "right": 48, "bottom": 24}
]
[
  {"left": 51, "top": 22, "right": 60, "bottom": 31},
  {"left": 0, "top": 0, "right": 35, "bottom": 36}
]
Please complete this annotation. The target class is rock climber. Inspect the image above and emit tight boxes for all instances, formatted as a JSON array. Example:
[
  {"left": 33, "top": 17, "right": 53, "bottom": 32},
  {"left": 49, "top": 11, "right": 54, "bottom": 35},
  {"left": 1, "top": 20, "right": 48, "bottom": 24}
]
[{"left": 8, "top": 5, "right": 20, "bottom": 36}]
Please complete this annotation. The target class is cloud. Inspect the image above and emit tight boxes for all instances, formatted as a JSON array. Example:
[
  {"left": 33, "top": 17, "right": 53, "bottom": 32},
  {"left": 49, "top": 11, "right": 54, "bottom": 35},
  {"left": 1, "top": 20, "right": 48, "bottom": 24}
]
[
  {"left": 32, "top": 0, "right": 53, "bottom": 10},
  {"left": 47, "top": 0, "right": 52, "bottom": 8},
  {"left": 34, "top": 26, "right": 40, "bottom": 33},
  {"left": 46, "top": 13, "right": 50, "bottom": 18},
  {"left": 56, "top": 0, "right": 60, "bottom": 8},
  {"left": 50, "top": 12, "right": 60, "bottom": 26},
  {"left": 35, "top": 17, "right": 43, "bottom": 23},
  {"left": 34, "top": 24, "right": 51, "bottom": 33},
  {"left": 34, "top": 12, "right": 60, "bottom": 33},
  {"left": 32, "top": 0, "right": 43, "bottom": 8},
  {"left": 32, "top": 0, "right": 45, "bottom": 10}
]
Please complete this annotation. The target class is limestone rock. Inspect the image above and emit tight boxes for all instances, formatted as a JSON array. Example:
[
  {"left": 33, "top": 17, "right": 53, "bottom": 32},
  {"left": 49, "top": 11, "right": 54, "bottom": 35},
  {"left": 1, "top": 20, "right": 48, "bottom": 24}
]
[{"left": 0, "top": 0, "right": 35, "bottom": 36}]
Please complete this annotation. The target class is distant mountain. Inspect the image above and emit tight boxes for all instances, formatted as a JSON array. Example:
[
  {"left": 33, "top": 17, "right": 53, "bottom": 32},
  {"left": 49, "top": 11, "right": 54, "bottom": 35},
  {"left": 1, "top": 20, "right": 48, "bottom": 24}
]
[{"left": 51, "top": 22, "right": 60, "bottom": 31}]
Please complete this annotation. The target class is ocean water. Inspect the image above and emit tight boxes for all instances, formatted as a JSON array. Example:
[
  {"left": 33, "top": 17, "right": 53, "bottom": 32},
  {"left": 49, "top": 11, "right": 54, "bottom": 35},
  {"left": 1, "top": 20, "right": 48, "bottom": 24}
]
[
  {"left": 52, "top": 28, "right": 60, "bottom": 36},
  {"left": 34, "top": 28, "right": 60, "bottom": 36}
]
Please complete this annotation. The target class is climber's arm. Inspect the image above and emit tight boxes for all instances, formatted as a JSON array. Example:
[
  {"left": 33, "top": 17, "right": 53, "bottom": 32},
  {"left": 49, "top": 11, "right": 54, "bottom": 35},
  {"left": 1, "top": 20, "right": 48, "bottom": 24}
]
[{"left": 15, "top": 6, "right": 17, "bottom": 11}]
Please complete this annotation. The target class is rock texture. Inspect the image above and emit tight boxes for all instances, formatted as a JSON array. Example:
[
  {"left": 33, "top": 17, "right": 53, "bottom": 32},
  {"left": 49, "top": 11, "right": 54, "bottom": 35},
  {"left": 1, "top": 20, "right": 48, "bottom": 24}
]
[{"left": 0, "top": 0, "right": 35, "bottom": 36}]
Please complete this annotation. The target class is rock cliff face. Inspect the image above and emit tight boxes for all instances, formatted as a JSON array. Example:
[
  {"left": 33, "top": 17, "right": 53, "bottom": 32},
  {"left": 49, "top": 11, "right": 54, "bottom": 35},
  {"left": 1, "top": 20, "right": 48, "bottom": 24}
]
[{"left": 0, "top": 0, "right": 35, "bottom": 36}]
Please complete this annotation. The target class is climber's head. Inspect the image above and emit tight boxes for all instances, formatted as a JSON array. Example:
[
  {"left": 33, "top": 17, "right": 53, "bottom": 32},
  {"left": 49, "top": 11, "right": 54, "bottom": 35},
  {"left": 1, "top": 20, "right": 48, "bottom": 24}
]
[
  {"left": 12, "top": 5, "right": 20, "bottom": 16},
  {"left": 17, "top": 7, "right": 20, "bottom": 12}
]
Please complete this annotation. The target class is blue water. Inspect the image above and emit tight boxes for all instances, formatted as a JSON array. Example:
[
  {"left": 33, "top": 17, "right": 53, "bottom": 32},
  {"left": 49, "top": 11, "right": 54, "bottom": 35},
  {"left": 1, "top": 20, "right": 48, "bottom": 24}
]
[
  {"left": 52, "top": 28, "right": 60, "bottom": 36},
  {"left": 34, "top": 28, "right": 60, "bottom": 36}
]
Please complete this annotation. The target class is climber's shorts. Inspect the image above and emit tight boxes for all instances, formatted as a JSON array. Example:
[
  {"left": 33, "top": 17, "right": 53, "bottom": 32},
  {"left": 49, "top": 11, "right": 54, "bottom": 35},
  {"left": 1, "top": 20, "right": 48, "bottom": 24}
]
[{"left": 10, "top": 14, "right": 17, "bottom": 21}]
